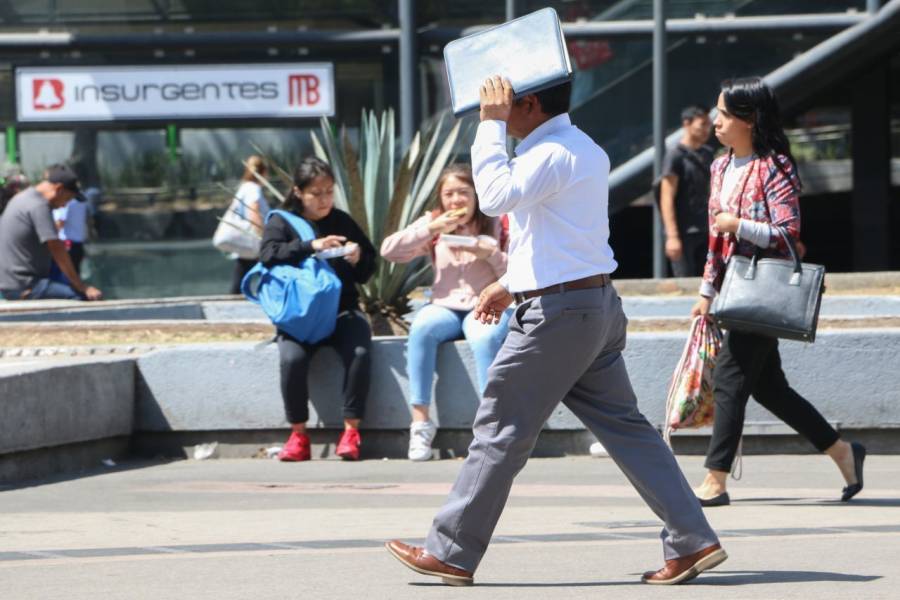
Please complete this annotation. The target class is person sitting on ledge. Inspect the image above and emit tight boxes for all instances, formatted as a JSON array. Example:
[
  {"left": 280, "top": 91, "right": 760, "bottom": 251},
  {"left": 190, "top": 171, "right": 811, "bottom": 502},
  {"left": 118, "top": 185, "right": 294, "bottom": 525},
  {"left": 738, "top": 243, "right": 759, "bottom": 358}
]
[
  {"left": 0, "top": 164, "right": 102, "bottom": 301},
  {"left": 259, "top": 157, "right": 376, "bottom": 462},
  {"left": 381, "top": 163, "right": 510, "bottom": 462}
]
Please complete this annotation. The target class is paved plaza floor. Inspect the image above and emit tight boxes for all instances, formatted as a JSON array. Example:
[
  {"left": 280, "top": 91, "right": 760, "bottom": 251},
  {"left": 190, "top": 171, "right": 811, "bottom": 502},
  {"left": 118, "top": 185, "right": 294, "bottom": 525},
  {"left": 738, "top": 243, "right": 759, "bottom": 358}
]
[{"left": 1, "top": 454, "right": 898, "bottom": 599}]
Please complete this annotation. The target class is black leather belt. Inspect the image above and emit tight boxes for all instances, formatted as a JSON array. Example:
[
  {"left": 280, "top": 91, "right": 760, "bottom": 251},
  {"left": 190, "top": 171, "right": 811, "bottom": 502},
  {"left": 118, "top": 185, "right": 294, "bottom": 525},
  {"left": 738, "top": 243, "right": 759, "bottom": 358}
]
[{"left": 512, "top": 274, "right": 611, "bottom": 304}]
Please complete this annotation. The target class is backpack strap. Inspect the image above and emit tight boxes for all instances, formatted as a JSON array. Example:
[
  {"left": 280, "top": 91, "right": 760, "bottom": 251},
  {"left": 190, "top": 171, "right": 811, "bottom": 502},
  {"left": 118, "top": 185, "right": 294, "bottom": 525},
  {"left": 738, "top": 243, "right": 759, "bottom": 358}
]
[{"left": 267, "top": 209, "right": 315, "bottom": 243}]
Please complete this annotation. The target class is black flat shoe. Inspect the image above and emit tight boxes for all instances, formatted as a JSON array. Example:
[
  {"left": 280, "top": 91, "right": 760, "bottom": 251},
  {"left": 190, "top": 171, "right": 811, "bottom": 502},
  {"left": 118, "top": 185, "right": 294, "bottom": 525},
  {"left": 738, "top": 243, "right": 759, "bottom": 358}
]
[
  {"left": 841, "top": 442, "right": 866, "bottom": 502},
  {"left": 697, "top": 492, "right": 730, "bottom": 507}
]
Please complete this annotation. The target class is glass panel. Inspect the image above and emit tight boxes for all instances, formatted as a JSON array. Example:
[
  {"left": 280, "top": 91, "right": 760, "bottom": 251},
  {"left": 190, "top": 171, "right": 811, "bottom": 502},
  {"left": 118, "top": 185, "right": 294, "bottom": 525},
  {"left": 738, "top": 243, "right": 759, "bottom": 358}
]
[
  {"left": 516, "top": 1, "right": 866, "bottom": 21},
  {"left": 53, "top": 0, "right": 161, "bottom": 17},
  {"left": 97, "top": 130, "right": 168, "bottom": 189},
  {"left": 417, "top": 0, "right": 867, "bottom": 26},
  {"left": 0, "top": 66, "right": 15, "bottom": 122},
  {"left": 2, "top": 0, "right": 397, "bottom": 28},
  {"left": 892, "top": 52, "right": 900, "bottom": 159},
  {"left": 19, "top": 131, "right": 74, "bottom": 180},
  {"left": 567, "top": 30, "right": 834, "bottom": 168},
  {"left": 86, "top": 240, "right": 233, "bottom": 299},
  {"left": 180, "top": 126, "right": 318, "bottom": 197}
]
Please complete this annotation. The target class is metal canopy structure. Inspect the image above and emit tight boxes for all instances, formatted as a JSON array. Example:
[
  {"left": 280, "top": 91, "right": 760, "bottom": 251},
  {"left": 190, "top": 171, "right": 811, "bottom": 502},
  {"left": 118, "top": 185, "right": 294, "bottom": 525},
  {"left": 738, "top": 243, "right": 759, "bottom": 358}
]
[{"left": 0, "top": 12, "right": 869, "bottom": 51}]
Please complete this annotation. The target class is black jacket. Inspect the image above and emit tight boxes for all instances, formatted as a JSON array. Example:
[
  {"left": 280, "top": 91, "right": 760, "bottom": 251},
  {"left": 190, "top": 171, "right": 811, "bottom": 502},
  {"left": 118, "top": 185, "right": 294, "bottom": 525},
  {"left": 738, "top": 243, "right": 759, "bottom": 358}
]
[{"left": 259, "top": 208, "right": 376, "bottom": 312}]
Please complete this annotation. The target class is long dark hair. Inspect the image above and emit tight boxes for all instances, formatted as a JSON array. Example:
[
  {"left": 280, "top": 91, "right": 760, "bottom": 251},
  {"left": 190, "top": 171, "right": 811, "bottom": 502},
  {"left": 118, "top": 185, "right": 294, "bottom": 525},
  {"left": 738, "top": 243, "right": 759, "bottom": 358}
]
[
  {"left": 283, "top": 156, "right": 335, "bottom": 213},
  {"left": 720, "top": 77, "right": 800, "bottom": 190},
  {"left": 432, "top": 163, "right": 495, "bottom": 238}
]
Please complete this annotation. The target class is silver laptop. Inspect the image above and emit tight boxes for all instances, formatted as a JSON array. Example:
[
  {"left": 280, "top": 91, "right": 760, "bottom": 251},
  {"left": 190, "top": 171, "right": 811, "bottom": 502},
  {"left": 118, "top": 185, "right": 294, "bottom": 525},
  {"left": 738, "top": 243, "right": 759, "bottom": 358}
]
[{"left": 444, "top": 7, "right": 573, "bottom": 117}]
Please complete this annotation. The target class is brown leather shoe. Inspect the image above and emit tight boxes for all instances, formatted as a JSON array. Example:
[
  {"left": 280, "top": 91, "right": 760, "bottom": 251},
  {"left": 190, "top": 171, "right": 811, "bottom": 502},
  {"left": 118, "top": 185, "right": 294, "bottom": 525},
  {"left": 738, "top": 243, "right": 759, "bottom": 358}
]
[
  {"left": 385, "top": 540, "right": 474, "bottom": 586},
  {"left": 641, "top": 543, "right": 727, "bottom": 585}
]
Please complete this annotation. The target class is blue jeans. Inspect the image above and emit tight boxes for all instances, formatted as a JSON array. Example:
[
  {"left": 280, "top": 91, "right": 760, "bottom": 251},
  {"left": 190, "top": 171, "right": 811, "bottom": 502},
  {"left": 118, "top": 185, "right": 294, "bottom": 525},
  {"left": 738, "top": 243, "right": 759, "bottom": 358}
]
[
  {"left": 0, "top": 278, "right": 82, "bottom": 300},
  {"left": 407, "top": 303, "right": 513, "bottom": 406}
]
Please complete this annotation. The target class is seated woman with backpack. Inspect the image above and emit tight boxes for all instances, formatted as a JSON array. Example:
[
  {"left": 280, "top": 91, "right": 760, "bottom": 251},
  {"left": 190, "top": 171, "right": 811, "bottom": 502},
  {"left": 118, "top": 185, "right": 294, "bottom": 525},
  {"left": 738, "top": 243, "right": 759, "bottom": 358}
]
[
  {"left": 258, "top": 157, "right": 376, "bottom": 462},
  {"left": 381, "top": 163, "right": 511, "bottom": 461}
]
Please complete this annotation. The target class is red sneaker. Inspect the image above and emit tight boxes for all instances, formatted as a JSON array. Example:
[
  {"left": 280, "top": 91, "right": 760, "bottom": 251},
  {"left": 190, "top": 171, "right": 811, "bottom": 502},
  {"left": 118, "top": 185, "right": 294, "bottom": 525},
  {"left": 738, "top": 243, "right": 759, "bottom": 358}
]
[
  {"left": 336, "top": 428, "right": 361, "bottom": 461},
  {"left": 278, "top": 431, "right": 311, "bottom": 462}
]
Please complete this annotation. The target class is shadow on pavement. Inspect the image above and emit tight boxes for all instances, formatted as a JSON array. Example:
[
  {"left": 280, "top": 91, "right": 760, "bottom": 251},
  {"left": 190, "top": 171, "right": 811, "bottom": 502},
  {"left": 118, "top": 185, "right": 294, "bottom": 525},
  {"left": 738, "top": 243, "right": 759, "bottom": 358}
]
[
  {"left": 411, "top": 581, "right": 636, "bottom": 588},
  {"left": 693, "top": 570, "right": 882, "bottom": 585},
  {"left": 410, "top": 570, "right": 882, "bottom": 588},
  {"left": 735, "top": 498, "right": 900, "bottom": 507},
  {"left": 0, "top": 458, "right": 174, "bottom": 493}
]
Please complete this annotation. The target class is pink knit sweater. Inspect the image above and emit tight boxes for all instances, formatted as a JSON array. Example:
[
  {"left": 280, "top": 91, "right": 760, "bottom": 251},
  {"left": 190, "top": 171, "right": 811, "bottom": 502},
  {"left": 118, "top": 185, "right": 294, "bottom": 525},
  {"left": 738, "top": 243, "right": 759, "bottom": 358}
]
[{"left": 380, "top": 214, "right": 508, "bottom": 311}]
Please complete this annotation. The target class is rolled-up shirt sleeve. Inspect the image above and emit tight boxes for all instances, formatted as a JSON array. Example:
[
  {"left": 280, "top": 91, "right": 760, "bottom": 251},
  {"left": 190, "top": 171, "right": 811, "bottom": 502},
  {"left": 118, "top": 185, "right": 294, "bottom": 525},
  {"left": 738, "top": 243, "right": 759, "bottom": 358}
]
[
  {"left": 699, "top": 280, "right": 717, "bottom": 299},
  {"left": 471, "top": 120, "right": 567, "bottom": 216}
]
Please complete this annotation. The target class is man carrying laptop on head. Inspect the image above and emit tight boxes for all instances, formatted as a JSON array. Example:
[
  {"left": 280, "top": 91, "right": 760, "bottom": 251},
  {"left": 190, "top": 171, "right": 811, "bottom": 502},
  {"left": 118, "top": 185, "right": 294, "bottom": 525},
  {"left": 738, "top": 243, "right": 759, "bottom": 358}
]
[{"left": 385, "top": 76, "right": 726, "bottom": 586}]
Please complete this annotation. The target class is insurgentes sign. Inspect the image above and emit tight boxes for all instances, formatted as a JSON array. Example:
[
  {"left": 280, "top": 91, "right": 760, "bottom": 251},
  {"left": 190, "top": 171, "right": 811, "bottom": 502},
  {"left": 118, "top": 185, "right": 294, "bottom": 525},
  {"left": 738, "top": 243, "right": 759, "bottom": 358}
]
[{"left": 16, "top": 63, "right": 335, "bottom": 122}]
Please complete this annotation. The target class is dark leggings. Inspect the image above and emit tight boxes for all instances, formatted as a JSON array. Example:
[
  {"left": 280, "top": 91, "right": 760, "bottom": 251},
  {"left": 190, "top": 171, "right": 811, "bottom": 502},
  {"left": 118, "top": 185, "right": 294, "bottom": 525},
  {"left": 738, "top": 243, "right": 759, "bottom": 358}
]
[
  {"left": 230, "top": 258, "right": 257, "bottom": 295},
  {"left": 705, "top": 330, "right": 840, "bottom": 471},
  {"left": 277, "top": 310, "right": 372, "bottom": 424}
]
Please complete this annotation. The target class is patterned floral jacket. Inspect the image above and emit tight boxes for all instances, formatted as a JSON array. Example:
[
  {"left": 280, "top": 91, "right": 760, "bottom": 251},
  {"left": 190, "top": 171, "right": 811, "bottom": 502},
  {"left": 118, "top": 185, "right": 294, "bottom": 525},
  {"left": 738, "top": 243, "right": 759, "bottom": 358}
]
[{"left": 701, "top": 152, "right": 801, "bottom": 293}]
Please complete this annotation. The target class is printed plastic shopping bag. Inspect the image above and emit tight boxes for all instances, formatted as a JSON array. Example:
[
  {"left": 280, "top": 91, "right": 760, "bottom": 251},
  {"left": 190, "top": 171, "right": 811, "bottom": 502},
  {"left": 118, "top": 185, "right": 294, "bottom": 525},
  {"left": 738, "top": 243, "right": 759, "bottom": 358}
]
[{"left": 663, "top": 316, "right": 723, "bottom": 446}]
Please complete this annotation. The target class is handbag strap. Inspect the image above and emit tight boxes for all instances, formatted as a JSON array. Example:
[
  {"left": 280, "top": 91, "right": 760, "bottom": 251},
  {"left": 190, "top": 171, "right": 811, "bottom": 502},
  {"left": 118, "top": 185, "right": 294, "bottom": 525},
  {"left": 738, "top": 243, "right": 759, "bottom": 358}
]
[{"left": 728, "top": 156, "right": 803, "bottom": 284}]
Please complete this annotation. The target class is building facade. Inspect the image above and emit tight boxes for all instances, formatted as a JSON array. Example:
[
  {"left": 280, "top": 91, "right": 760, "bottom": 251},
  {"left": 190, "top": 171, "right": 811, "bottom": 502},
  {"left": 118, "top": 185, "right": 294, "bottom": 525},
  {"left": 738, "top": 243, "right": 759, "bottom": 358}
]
[{"left": 0, "top": 0, "right": 897, "bottom": 297}]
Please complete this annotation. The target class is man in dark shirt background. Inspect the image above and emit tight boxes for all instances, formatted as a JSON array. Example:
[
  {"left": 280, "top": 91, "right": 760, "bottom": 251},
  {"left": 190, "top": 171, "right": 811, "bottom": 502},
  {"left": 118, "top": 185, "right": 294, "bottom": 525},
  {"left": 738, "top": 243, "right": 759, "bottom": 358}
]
[{"left": 659, "top": 105, "right": 714, "bottom": 277}]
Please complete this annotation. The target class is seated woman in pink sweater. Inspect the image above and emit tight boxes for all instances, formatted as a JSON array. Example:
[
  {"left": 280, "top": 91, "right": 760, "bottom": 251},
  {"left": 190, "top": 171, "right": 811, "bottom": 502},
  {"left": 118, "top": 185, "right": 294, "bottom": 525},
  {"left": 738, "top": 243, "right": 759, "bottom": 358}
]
[{"left": 381, "top": 163, "right": 511, "bottom": 461}]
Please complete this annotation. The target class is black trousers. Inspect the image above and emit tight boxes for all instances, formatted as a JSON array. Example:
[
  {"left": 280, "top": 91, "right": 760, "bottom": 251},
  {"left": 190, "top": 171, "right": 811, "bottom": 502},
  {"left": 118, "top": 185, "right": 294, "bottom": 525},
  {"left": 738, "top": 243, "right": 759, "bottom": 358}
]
[
  {"left": 705, "top": 330, "right": 840, "bottom": 471},
  {"left": 230, "top": 258, "right": 257, "bottom": 295},
  {"left": 277, "top": 310, "right": 372, "bottom": 424},
  {"left": 669, "top": 231, "right": 708, "bottom": 278}
]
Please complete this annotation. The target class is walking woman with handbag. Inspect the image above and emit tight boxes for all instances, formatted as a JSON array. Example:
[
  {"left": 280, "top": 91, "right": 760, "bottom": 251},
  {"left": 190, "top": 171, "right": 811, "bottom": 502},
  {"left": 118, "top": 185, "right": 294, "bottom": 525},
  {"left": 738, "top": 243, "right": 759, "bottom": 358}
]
[
  {"left": 690, "top": 77, "right": 865, "bottom": 506},
  {"left": 259, "top": 157, "right": 377, "bottom": 462}
]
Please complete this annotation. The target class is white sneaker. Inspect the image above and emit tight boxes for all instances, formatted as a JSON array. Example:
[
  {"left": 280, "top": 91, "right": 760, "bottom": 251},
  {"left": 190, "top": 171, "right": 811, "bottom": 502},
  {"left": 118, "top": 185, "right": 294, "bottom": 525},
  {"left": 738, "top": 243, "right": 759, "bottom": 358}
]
[
  {"left": 589, "top": 441, "right": 609, "bottom": 458},
  {"left": 408, "top": 420, "right": 437, "bottom": 461}
]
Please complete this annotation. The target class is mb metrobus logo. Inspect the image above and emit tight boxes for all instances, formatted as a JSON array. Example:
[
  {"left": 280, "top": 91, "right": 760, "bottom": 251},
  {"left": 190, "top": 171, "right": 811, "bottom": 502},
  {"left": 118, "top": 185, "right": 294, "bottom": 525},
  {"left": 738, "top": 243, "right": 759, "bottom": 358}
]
[
  {"left": 33, "top": 79, "right": 65, "bottom": 110},
  {"left": 288, "top": 74, "right": 321, "bottom": 106}
]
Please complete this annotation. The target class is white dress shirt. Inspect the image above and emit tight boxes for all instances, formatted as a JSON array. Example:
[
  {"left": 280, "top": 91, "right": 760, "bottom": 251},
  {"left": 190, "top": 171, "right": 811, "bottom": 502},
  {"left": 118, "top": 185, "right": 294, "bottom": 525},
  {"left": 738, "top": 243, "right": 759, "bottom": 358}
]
[{"left": 471, "top": 113, "right": 618, "bottom": 293}]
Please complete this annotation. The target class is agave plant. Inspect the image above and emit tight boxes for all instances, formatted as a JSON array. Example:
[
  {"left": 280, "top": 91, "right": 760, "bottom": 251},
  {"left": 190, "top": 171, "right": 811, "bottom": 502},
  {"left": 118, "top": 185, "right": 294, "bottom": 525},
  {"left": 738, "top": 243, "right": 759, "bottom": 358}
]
[{"left": 309, "top": 109, "right": 469, "bottom": 332}]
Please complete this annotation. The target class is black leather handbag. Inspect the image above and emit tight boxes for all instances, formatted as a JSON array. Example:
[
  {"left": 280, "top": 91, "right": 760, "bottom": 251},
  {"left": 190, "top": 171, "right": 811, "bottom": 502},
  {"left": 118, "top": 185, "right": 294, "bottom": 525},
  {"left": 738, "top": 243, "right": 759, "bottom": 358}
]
[{"left": 710, "top": 227, "right": 825, "bottom": 342}]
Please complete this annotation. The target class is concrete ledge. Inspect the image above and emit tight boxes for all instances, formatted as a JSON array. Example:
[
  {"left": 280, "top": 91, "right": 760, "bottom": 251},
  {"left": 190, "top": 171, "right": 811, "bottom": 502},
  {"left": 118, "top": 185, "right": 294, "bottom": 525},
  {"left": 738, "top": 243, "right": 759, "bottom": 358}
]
[
  {"left": 624, "top": 329, "right": 900, "bottom": 429},
  {"left": 0, "top": 359, "right": 135, "bottom": 454},
  {"left": 133, "top": 330, "right": 900, "bottom": 433},
  {"left": 134, "top": 339, "right": 483, "bottom": 431},
  {"left": 3, "top": 328, "right": 900, "bottom": 482},
  {"left": 621, "top": 295, "right": 900, "bottom": 318},
  {"left": 3, "top": 294, "right": 900, "bottom": 322}
]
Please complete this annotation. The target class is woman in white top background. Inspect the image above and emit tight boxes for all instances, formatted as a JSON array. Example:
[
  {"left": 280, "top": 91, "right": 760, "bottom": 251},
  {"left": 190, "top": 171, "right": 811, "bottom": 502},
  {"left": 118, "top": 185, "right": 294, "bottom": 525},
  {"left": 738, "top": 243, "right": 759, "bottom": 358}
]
[{"left": 229, "top": 155, "right": 271, "bottom": 294}]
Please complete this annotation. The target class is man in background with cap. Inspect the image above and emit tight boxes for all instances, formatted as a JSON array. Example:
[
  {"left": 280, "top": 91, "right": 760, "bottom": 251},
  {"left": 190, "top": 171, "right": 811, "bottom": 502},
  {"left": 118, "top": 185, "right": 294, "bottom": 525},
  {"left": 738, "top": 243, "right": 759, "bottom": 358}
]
[{"left": 0, "top": 164, "right": 102, "bottom": 301}]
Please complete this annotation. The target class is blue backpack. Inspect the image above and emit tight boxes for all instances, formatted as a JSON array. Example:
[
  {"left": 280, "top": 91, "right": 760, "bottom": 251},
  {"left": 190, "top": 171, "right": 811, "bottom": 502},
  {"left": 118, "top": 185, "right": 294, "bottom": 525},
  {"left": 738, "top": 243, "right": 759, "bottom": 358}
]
[{"left": 241, "top": 210, "right": 342, "bottom": 344}]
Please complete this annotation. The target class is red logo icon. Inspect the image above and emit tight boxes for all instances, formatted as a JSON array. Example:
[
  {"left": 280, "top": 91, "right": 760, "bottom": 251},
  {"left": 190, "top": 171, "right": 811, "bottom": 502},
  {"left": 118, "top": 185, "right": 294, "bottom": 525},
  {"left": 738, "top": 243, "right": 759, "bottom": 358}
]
[
  {"left": 33, "top": 78, "right": 65, "bottom": 110},
  {"left": 288, "top": 74, "right": 320, "bottom": 107}
]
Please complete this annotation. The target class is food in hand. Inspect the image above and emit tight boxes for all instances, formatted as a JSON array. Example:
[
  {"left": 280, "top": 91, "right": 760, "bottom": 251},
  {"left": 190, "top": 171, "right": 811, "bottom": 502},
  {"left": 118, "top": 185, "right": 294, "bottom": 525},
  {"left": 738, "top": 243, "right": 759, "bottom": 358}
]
[
  {"left": 445, "top": 207, "right": 468, "bottom": 219},
  {"left": 316, "top": 243, "right": 355, "bottom": 259}
]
